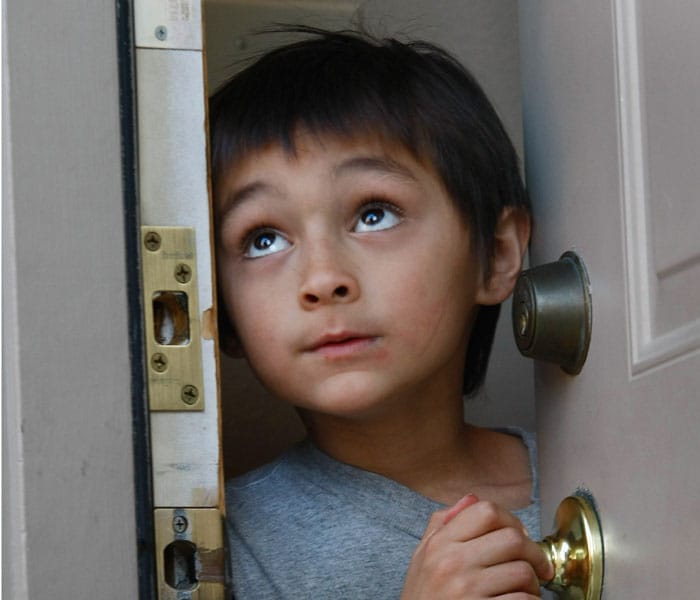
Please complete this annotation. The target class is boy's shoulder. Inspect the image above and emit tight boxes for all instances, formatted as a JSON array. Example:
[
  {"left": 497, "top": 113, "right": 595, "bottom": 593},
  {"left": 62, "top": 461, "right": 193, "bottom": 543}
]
[
  {"left": 224, "top": 438, "right": 438, "bottom": 598},
  {"left": 225, "top": 438, "right": 355, "bottom": 519},
  {"left": 226, "top": 440, "right": 308, "bottom": 499},
  {"left": 225, "top": 437, "right": 442, "bottom": 536}
]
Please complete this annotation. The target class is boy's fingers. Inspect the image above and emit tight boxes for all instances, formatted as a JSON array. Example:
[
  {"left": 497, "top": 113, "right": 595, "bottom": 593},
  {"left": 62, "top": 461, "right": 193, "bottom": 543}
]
[
  {"left": 533, "top": 541, "right": 555, "bottom": 582},
  {"left": 466, "top": 527, "right": 553, "bottom": 581},
  {"left": 441, "top": 499, "right": 527, "bottom": 542},
  {"left": 421, "top": 509, "right": 450, "bottom": 540},
  {"left": 438, "top": 499, "right": 553, "bottom": 580},
  {"left": 476, "top": 561, "right": 541, "bottom": 597},
  {"left": 442, "top": 493, "right": 479, "bottom": 525},
  {"left": 421, "top": 498, "right": 553, "bottom": 582},
  {"left": 421, "top": 493, "right": 479, "bottom": 538}
]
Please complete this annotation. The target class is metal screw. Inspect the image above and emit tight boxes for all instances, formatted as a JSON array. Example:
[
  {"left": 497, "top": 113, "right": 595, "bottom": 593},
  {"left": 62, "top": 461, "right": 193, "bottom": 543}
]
[
  {"left": 151, "top": 352, "right": 168, "bottom": 373},
  {"left": 172, "top": 515, "right": 188, "bottom": 534},
  {"left": 155, "top": 25, "right": 168, "bottom": 41},
  {"left": 181, "top": 385, "right": 199, "bottom": 405},
  {"left": 144, "top": 231, "right": 161, "bottom": 252},
  {"left": 174, "top": 263, "right": 192, "bottom": 283}
]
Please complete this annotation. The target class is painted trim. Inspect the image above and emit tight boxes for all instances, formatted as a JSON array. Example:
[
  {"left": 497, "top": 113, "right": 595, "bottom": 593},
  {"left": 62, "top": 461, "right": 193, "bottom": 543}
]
[
  {"left": 2, "top": 2, "right": 29, "bottom": 593},
  {"left": 614, "top": 0, "right": 700, "bottom": 375}
]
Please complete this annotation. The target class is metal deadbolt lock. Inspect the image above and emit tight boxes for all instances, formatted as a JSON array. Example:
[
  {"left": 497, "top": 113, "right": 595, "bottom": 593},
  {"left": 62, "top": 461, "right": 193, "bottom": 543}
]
[{"left": 512, "top": 251, "right": 592, "bottom": 374}]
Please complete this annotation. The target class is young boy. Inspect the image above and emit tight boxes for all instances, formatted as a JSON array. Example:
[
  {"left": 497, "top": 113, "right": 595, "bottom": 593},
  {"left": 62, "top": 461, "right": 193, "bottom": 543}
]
[{"left": 210, "top": 28, "right": 551, "bottom": 599}]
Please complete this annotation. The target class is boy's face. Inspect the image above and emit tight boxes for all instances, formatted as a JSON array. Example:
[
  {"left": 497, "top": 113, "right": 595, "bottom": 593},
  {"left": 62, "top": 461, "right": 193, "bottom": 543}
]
[{"left": 215, "top": 132, "right": 492, "bottom": 420}]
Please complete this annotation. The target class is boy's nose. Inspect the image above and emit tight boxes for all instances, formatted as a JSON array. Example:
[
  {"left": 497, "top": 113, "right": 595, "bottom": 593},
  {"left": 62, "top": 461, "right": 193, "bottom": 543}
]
[{"left": 298, "top": 247, "right": 360, "bottom": 310}]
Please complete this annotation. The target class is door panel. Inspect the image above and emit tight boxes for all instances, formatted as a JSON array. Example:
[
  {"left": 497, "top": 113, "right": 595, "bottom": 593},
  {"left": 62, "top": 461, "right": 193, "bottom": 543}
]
[
  {"left": 520, "top": 1, "right": 700, "bottom": 596},
  {"left": 617, "top": 0, "right": 700, "bottom": 368}
]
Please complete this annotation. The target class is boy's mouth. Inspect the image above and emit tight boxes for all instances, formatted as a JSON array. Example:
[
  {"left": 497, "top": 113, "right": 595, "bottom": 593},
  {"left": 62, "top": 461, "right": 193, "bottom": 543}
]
[{"left": 306, "top": 332, "right": 378, "bottom": 358}]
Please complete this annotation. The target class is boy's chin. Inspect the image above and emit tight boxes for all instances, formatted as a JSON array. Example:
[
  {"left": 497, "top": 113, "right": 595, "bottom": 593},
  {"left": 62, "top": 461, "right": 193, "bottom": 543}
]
[{"left": 285, "top": 376, "right": 402, "bottom": 422}]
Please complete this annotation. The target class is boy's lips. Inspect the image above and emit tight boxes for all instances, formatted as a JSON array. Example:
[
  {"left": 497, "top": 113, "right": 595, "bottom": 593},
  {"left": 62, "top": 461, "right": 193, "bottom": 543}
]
[{"left": 305, "top": 331, "right": 380, "bottom": 358}]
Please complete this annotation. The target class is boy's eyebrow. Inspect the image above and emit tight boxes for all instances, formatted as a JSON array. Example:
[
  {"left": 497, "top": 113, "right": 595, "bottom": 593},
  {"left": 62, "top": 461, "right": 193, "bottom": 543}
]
[
  {"left": 217, "top": 181, "right": 278, "bottom": 217},
  {"left": 217, "top": 155, "right": 417, "bottom": 217},
  {"left": 333, "top": 156, "right": 418, "bottom": 182}
]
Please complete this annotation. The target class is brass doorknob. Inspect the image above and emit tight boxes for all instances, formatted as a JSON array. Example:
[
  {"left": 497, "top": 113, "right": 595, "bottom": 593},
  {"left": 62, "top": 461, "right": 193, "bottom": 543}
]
[{"left": 538, "top": 495, "right": 604, "bottom": 600}]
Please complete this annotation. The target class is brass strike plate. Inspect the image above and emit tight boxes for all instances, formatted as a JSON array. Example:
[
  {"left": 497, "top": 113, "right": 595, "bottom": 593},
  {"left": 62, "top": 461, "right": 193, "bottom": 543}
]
[
  {"left": 155, "top": 508, "right": 226, "bottom": 600},
  {"left": 142, "top": 226, "right": 204, "bottom": 411}
]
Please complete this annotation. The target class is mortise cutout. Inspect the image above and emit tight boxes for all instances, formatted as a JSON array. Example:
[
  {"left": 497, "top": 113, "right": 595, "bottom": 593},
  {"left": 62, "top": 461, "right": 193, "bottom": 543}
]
[
  {"left": 163, "top": 540, "right": 199, "bottom": 591},
  {"left": 153, "top": 291, "right": 190, "bottom": 345}
]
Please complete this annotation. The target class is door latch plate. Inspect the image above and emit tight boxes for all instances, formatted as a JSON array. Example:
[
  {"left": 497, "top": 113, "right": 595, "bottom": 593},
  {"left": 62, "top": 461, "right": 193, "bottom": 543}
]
[
  {"left": 142, "top": 226, "right": 204, "bottom": 410},
  {"left": 155, "top": 507, "right": 226, "bottom": 599}
]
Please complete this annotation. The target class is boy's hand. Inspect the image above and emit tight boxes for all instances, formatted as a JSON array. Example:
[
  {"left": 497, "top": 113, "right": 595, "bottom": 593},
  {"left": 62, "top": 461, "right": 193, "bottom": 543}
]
[{"left": 401, "top": 495, "right": 553, "bottom": 599}]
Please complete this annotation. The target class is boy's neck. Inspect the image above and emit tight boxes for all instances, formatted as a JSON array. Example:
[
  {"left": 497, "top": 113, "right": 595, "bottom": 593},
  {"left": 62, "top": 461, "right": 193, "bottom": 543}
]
[
  {"left": 304, "top": 395, "right": 480, "bottom": 502},
  {"left": 303, "top": 398, "right": 533, "bottom": 509}
]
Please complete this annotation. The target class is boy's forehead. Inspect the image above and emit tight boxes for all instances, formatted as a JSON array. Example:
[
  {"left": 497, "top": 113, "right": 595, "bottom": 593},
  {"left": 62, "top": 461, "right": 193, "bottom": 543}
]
[{"left": 215, "top": 130, "right": 439, "bottom": 200}]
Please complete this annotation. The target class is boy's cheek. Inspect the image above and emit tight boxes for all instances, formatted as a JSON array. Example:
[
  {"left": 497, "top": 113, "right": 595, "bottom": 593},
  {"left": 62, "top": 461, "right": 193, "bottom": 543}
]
[{"left": 232, "top": 293, "right": 293, "bottom": 354}]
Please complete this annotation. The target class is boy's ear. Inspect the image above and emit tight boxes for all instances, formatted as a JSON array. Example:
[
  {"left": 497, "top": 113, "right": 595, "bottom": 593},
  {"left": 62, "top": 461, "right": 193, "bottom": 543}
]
[{"left": 476, "top": 206, "right": 531, "bottom": 305}]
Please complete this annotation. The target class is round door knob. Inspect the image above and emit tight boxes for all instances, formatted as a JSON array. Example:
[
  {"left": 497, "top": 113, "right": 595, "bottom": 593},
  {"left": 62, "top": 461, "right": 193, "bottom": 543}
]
[
  {"left": 512, "top": 251, "right": 592, "bottom": 374},
  {"left": 538, "top": 495, "right": 604, "bottom": 600}
]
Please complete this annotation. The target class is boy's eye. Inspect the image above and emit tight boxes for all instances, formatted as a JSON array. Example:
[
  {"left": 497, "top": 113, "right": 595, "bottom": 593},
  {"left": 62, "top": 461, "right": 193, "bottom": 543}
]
[
  {"left": 244, "top": 229, "right": 291, "bottom": 258},
  {"left": 353, "top": 203, "right": 402, "bottom": 233}
]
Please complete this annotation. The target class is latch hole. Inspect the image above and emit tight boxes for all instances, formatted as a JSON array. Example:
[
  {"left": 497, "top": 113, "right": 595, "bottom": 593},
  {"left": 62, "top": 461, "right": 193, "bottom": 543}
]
[
  {"left": 164, "top": 540, "right": 199, "bottom": 591},
  {"left": 153, "top": 291, "right": 190, "bottom": 345}
]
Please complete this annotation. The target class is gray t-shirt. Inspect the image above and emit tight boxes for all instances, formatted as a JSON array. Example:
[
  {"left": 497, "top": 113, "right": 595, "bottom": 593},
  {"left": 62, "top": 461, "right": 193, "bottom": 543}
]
[{"left": 225, "top": 428, "right": 540, "bottom": 599}]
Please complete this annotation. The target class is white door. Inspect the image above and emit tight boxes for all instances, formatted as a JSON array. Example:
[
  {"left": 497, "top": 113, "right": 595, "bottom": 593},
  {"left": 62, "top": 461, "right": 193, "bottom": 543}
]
[{"left": 520, "top": 2, "right": 700, "bottom": 596}]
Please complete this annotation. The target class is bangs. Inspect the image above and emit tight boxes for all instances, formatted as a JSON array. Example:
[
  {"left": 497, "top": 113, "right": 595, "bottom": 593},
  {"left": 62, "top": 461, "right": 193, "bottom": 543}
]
[{"left": 210, "top": 31, "right": 433, "bottom": 189}]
